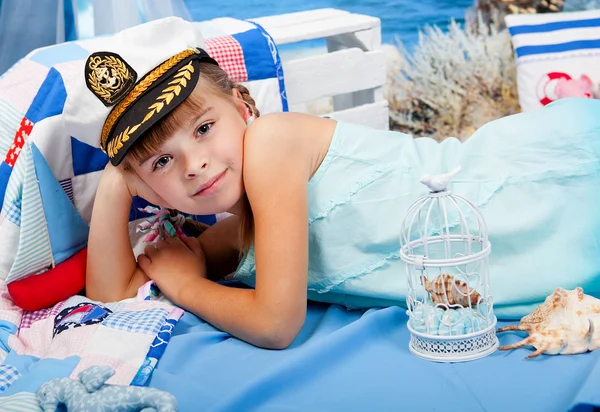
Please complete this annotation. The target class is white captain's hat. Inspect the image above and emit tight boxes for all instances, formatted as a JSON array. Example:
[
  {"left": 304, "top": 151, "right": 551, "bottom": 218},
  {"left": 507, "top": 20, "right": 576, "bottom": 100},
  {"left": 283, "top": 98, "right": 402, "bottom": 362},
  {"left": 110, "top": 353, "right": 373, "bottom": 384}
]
[{"left": 64, "top": 17, "right": 219, "bottom": 165}]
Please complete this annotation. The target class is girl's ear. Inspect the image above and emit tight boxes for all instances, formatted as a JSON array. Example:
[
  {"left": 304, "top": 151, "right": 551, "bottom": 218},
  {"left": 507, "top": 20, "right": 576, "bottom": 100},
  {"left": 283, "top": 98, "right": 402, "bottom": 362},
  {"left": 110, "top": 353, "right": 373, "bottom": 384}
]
[
  {"left": 232, "top": 87, "right": 244, "bottom": 111},
  {"left": 232, "top": 87, "right": 252, "bottom": 122},
  {"left": 232, "top": 87, "right": 243, "bottom": 100}
]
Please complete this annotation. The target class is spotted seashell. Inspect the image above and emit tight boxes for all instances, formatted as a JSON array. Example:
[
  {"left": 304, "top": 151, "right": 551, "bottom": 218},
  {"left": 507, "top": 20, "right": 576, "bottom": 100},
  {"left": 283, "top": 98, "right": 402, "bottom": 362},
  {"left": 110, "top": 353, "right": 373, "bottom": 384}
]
[
  {"left": 421, "top": 273, "right": 482, "bottom": 308},
  {"left": 497, "top": 287, "right": 600, "bottom": 358}
]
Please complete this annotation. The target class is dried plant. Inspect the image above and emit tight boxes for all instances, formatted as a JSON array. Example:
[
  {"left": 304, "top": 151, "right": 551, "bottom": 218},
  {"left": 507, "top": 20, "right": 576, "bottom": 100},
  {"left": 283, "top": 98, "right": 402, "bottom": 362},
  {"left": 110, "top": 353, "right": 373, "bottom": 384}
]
[
  {"left": 386, "top": 16, "right": 520, "bottom": 141},
  {"left": 466, "top": 0, "right": 564, "bottom": 31}
]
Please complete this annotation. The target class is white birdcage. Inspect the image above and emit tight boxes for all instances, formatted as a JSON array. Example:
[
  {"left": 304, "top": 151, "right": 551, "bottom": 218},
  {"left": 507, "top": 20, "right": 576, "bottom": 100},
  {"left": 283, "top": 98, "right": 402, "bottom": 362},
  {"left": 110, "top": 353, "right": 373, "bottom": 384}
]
[{"left": 399, "top": 166, "right": 498, "bottom": 362}]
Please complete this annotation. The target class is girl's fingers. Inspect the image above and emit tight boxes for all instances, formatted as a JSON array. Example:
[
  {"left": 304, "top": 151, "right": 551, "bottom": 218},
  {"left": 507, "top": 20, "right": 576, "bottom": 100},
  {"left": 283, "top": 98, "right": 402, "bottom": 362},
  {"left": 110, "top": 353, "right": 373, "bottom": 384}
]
[
  {"left": 138, "top": 254, "right": 150, "bottom": 271},
  {"left": 143, "top": 244, "right": 158, "bottom": 257},
  {"left": 123, "top": 171, "right": 171, "bottom": 208},
  {"left": 181, "top": 236, "right": 203, "bottom": 255},
  {"left": 155, "top": 239, "right": 168, "bottom": 250}
]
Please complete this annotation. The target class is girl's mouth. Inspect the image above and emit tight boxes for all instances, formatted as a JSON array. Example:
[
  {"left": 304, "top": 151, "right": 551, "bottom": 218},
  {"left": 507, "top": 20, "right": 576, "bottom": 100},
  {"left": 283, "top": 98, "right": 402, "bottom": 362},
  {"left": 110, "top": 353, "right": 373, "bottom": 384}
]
[{"left": 193, "top": 170, "right": 226, "bottom": 196}]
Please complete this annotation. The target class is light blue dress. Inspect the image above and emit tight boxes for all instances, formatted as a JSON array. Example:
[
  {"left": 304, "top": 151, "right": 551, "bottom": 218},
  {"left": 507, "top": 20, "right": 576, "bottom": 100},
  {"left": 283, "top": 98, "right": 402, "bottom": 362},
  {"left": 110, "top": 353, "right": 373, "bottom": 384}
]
[{"left": 234, "top": 98, "right": 600, "bottom": 319}]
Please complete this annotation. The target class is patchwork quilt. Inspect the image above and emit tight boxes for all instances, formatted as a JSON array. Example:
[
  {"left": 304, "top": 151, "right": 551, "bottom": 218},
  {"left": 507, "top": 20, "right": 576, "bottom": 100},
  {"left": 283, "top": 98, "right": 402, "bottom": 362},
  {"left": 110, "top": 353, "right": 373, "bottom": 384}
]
[{"left": 0, "top": 17, "right": 286, "bottom": 397}]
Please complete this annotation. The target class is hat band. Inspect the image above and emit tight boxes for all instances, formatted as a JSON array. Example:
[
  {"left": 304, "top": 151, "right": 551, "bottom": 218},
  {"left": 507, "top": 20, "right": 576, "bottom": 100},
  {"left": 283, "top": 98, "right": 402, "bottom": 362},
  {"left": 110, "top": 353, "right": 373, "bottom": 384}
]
[{"left": 100, "top": 48, "right": 201, "bottom": 153}]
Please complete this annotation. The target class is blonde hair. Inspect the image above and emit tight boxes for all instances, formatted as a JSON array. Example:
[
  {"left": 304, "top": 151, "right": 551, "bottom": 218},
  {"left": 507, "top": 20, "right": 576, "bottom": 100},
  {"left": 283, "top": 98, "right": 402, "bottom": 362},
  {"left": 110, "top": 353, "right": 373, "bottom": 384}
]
[{"left": 122, "top": 62, "right": 259, "bottom": 253}]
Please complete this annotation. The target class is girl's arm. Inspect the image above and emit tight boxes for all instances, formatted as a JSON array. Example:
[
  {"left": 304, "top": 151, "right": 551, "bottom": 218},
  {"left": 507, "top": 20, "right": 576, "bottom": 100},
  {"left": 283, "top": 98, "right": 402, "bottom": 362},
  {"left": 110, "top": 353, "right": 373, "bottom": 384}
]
[
  {"left": 86, "top": 166, "right": 150, "bottom": 302},
  {"left": 158, "top": 113, "right": 335, "bottom": 349}
]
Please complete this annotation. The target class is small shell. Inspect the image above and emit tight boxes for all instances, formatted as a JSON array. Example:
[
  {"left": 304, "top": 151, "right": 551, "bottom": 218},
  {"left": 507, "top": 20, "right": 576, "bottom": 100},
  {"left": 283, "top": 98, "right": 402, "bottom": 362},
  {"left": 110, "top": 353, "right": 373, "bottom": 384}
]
[
  {"left": 497, "top": 287, "right": 600, "bottom": 358},
  {"left": 421, "top": 273, "right": 482, "bottom": 308}
]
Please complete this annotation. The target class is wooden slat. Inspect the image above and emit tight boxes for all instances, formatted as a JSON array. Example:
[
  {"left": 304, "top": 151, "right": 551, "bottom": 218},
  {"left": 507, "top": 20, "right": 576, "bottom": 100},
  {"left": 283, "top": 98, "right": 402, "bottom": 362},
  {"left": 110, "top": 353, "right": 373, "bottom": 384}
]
[
  {"left": 324, "top": 100, "right": 390, "bottom": 130},
  {"left": 198, "top": 8, "right": 390, "bottom": 130},
  {"left": 252, "top": 10, "right": 380, "bottom": 45},
  {"left": 249, "top": 8, "right": 349, "bottom": 29},
  {"left": 283, "top": 48, "right": 387, "bottom": 104}
]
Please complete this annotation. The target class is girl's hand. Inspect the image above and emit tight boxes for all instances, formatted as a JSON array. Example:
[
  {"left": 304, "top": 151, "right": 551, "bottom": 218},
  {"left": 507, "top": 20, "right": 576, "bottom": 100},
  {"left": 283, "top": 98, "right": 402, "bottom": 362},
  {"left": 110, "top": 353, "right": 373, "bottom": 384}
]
[
  {"left": 102, "top": 163, "right": 171, "bottom": 208},
  {"left": 138, "top": 236, "right": 207, "bottom": 303}
]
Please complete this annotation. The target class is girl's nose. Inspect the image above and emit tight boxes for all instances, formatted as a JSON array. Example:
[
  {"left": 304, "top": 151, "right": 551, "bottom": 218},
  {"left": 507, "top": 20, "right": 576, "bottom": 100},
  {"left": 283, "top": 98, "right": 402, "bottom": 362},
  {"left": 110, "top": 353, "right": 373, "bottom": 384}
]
[{"left": 185, "top": 155, "right": 208, "bottom": 179}]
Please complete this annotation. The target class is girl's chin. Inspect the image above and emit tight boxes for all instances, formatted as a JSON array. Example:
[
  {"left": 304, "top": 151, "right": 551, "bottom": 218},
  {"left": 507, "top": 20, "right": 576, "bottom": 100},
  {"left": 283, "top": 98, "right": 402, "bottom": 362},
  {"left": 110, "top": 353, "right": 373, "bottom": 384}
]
[
  {"left": 176, "top": 203, "right": 237, "bottom": 217},
  {"left": 169, "top": 192, "right": 242, "bottom": 216}
]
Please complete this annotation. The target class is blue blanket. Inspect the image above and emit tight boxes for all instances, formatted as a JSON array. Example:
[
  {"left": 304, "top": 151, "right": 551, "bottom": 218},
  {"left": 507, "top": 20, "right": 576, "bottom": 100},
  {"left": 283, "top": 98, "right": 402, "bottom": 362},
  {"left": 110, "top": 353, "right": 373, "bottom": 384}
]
[{"left": 148, "top": 288, "right": 600, "bottom": 411}]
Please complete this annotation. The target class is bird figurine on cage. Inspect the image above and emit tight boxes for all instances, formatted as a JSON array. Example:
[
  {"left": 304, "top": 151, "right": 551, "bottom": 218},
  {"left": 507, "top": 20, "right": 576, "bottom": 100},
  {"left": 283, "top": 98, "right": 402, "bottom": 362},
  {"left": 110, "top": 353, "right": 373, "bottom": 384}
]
[
  {"left": 400, "top": 165, "right": 498, "bottom": 362},
  {"left": 419, "top": 166, "right": 462, "bottom": 193}
]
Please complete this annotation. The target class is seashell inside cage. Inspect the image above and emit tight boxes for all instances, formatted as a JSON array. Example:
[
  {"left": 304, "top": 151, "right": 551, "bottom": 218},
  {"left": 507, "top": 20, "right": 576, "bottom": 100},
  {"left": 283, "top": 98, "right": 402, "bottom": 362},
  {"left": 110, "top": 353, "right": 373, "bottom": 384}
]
[{"left": 399, "top": 166, "right": 499, "bottom": 362}]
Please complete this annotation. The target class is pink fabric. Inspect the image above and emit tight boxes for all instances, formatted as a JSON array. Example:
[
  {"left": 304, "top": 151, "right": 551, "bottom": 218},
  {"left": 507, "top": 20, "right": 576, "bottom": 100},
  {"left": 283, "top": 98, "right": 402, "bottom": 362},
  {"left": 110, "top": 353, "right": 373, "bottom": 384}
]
[
  {"left": 204, "top": 35, "right": 248, "bottom": 82},
  {"left": 20, "top": 301, "right": 65, "bottom": 329}
]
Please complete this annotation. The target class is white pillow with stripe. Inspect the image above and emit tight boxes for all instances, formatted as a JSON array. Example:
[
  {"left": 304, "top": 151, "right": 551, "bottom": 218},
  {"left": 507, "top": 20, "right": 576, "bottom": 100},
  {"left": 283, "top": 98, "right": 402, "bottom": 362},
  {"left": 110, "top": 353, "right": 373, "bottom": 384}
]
[{"left": 505, "top": 10, "right": 600, "bottom": 111}]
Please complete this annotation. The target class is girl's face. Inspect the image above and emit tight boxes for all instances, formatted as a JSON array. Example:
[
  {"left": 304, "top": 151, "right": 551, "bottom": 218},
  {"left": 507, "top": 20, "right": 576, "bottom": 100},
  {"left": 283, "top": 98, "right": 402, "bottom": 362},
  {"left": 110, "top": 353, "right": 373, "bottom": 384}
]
[{"left": 130, "top": 88, "right": 248, "bottom": 216}]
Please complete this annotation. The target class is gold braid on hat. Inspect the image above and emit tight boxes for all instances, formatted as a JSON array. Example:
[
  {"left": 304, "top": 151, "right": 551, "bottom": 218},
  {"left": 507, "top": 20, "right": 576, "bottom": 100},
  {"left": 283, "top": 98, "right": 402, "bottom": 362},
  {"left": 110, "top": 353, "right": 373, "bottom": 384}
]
[{"left": 100, "top": 48, "right": 200, "bottom": 153}]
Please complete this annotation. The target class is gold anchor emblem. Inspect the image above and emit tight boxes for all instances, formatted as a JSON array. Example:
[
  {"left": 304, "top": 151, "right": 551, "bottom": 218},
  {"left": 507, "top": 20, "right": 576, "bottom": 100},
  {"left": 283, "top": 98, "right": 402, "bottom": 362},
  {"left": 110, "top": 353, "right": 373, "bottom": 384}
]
[{"left": 85, "top": 52, "right": 137, "bottom": 107}]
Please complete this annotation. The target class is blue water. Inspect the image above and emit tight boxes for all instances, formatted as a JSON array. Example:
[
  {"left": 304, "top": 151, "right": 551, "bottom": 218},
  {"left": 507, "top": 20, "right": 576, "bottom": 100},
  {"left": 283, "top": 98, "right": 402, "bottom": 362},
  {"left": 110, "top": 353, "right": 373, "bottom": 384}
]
[{"left": 184, "top": 0, "right": 474, "bottom": 50}]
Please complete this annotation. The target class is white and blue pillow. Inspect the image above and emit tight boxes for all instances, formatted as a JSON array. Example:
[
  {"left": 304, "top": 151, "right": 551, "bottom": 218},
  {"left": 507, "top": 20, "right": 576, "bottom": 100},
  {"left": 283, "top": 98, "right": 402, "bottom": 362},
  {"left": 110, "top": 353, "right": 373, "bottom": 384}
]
[{"left": 506, "top": 9, "right": 600, "bottom": 111}]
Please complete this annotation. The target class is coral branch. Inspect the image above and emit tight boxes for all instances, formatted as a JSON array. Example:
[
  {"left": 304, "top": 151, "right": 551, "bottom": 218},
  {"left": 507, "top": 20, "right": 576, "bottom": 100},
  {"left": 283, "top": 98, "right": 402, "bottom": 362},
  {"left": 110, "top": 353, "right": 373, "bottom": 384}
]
[{"left": 386, "top": 14, "right": 520, "bottom": 141}]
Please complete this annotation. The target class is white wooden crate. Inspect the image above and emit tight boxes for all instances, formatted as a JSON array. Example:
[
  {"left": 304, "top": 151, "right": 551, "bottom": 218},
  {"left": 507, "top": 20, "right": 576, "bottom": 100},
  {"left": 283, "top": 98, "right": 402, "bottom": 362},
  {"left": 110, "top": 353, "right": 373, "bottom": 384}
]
[
  {"left": 251, "top": 8, "right": 389, "bottom": 130},
  {"left": 86, "top": 4, "right": 389, "bottom": 130}
]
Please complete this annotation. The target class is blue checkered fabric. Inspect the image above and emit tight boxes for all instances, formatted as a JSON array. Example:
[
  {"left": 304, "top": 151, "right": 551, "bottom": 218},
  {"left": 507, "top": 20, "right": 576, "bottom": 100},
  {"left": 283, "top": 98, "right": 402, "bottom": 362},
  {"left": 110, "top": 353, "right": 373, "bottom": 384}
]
[
  {"left": 0, "top": 365, "right": 20, "bottom": 392},
  {"left": 3, "top": 200, "right": 20, "bottom": 225},
  {"left": 102, "top": 308, "right": 169, "bottom": 335}
]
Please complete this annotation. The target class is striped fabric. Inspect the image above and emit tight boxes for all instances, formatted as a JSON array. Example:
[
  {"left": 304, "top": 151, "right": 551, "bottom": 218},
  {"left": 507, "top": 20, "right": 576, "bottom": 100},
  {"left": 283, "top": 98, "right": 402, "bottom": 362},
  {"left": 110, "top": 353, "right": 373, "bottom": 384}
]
[
  {"left": 59, "top": 178, "right": 74, "bottom": 204},
  {"left": 0, "top": 393, "right": 41, "bottom": 411},
  {"left": 506, "top": 9, "right": 600, "bottom": 111},
  {"left": 507, "top": 11, "right": 600, "bottom": 57},
  {"left": 6, "top": 144, "right": 53, "bottom": 283},
  {"left": 1, "top": 151, "right": 25, "bottom": 225},
  {"left": 0, "top": 100, "right": 22, "bottom": 159}
]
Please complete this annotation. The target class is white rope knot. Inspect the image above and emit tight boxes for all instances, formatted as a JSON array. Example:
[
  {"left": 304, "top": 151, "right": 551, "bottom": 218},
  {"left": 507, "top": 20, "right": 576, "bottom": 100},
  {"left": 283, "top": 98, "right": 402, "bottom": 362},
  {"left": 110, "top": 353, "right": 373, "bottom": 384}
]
[
  {"left": 170, "top": 212, "right": 186, "bottom": 227},
  {"left": 137, "top": 206, "right": 187, "bottom": 243}
]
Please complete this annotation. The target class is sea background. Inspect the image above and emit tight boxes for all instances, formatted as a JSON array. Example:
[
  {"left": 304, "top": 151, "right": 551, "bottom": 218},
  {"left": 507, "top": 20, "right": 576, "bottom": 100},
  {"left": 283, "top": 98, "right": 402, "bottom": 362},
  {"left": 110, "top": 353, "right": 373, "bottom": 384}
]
[
  {"left": 184, "top": 0, "right": 473, "bottom": 50},
  {"left": 77, "top": 0, "right": 475, "bottom": 55}
]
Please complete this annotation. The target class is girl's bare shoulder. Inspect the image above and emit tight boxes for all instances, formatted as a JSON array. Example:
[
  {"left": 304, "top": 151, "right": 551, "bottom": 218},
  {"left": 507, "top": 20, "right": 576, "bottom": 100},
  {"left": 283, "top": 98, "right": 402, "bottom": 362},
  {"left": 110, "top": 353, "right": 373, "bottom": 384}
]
[
  {"left": 243, "top": 113, "right": 336, "bottom": 171},
  {"left": 245, "top": 112, "right": 336, "bottom": 146}
]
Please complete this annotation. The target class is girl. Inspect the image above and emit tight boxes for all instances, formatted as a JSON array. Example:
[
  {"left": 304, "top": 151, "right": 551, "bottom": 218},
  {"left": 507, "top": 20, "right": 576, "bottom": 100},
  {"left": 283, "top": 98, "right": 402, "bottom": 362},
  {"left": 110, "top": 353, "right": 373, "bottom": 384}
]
[{"left": 79, "top": 20, "right": 600, "bottom": 350}]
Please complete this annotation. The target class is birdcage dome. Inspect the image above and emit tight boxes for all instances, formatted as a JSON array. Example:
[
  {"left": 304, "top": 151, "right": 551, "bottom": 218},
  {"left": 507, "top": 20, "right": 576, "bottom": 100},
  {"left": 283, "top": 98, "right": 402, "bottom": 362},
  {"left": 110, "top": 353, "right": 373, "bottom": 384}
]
[{"left": 399, "top": 166, "right": 498, "bottom": 362}]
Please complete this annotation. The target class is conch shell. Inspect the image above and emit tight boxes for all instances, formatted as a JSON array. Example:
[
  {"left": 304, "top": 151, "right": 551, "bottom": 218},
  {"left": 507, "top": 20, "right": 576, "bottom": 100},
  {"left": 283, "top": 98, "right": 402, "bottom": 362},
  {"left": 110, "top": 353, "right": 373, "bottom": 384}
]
[
  {"left": 421, "top": 273, "right": 482, "bottom": 308},
  {"left": 497, "top": 287, "right": 600, "bottom": 358}
]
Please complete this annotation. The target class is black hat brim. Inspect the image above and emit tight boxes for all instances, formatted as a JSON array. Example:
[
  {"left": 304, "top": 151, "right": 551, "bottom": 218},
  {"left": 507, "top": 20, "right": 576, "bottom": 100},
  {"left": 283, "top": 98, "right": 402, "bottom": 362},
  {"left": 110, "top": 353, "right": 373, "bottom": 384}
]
[{"left": 104, "top": 48, "right": 218, "bottom": 166}]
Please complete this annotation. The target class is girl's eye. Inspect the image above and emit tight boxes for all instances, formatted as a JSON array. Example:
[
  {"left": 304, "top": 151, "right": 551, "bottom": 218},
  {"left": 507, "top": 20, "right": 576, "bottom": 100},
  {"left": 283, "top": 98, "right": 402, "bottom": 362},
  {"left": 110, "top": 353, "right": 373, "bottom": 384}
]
[
  {"left": 196, "top": 122, "right": 212, "bottom": 137},
  {"left": 153, "top": 155, "right": 172, "bottom": 171}
]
